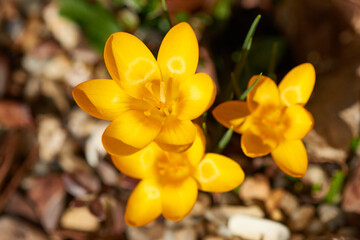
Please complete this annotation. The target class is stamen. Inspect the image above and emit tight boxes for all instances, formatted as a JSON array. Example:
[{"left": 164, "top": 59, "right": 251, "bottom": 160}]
[
  {"left": 160, "top": 81, "right": 166, "bottom": 103},
  {"left": 145, "top": 82, "right": 161, "bottom": 102},
  {"left": 144, "top": 105, "right": 156, "bottom": 116}
]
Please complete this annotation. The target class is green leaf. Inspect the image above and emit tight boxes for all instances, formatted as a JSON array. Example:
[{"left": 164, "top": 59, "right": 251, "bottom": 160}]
[
  {"left": 231, "top": 14, "right": 261, "bottom": 99},
  {"left": 323, "top": 170, "right": 345, "bottom": 204},
  {"left": 214, "top": 0, "right": 232, "bottom": 20},
  {"left": 58, "top": 0, "right": 122, "bottom": 53},
  {"left": 239, "top": 72, "right": 262, "bottom": 100},
  {"left": 247, "top": 36, "right": 286, "bottom": 81},
  {"left": 201, "top": 112, "right": 208, "bottom": 138},
  {"left": 161, "top": 0, "right": 172, "bottom": 27},
  {"left": 215, "top": 126, "right": 233, "bottom": 153},
  {"left": 242, "top": 15, "right": 261, "bottom": 50},
  {"left": 350, "top": 136, "right": 360, "bottom": 152}
]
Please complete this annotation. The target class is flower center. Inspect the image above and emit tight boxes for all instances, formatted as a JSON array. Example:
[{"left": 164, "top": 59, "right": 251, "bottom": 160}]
[
  {"left": 155, "top": 153, "right": 191, "bottom": 181},
  {"left": 143, "top": 81, "right": 173, "bottom": 116},
  {"left": 251, "top": 105, "right": 287, "bottom": 141}
]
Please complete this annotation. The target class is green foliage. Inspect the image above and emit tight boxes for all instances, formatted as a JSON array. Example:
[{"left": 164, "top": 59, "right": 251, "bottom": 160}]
[
  {"left": 324, "top": 170, "right": 345, "bottom": 204},
  {"left": 215, "top": 127, "right": 234, "bottom": 153},
  {"left": 58, "top": 0, "right": 122, "bottom": 53},
  {"left": 231, "top": 15, "right": 261, "bottom": 98},
  {"left": 247, "top": 36, "right": 286, "bottom": 81},
  {"left": 214, "top": 0, "right": 232, "bottom": 20},
  {"left": 350, "top": 136, "right": 360, "bottom": 152},
  {"left": 239, "top": 72, "right": 262, "bottom": 100}
]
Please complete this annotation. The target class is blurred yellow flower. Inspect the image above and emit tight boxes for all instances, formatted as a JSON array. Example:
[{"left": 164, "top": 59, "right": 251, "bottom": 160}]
[
  {"left": 112, "top": 126, "right": 244, "bottom": 227},
  {"left": 72, "top": 22, "right": 216, "bottom": 155},
  {"left": 213, "top": 63, "right": 315, "bottom": 177}
]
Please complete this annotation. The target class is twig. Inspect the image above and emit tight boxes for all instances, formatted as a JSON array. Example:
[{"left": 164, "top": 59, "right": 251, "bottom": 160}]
[
  {"left": 0, "top": 144, "right": 39, "bottom": 213},
  {"left": 0, "top": 132, "right": 20, "bottom": 189}
]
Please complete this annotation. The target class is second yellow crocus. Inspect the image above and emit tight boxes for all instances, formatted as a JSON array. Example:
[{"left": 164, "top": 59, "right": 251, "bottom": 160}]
[{"left": 213, "top": 63, "right": 315, "bottom": 177}]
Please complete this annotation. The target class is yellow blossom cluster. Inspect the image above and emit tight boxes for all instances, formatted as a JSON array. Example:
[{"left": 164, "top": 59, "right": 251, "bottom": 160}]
[{"left": 72, "top": 22, "right": 315, "bottom": 227}]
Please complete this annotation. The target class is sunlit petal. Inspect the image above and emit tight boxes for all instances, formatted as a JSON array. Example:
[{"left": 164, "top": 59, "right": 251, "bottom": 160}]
[
  {"left": 182, "top": 125, "right": 206, "bottom": 167},
  {"left": 271, "top": 140, "right": 308, "bottom": 177},
  {"left": 111, "top": 143, "right": 164, "bottom": 179},
  {"left": 278, "top": 63, "right": 315, "bottom": 106},
  {"left": 247, "top": 75, "right": 280, "bottom": 112},
  {"left": 155, "top": 117, "right": 196, "bottom": 152},
  {"left": 162, "top": 177, "right": 198, "bottom": 221},
  {"left": 194, "top": 153, "right": 244, "bottom": 192},
  {"left": 212, "top": 101, "right": 251, "bottom": 134},
  {"left": 157, "top": 22, "right": 198, "bottom": 98},
  {"left": 282, "top": 105, "right": 314, "bottom": 140},
  {"left": 241, "top": 129, "right": 274, "bottom": 157},
  {"left": 125, "top": 179, "right": 162, "bottom": 227},
  {"left": 105, "top": 32, "right": 161, "bottom": 99},
  {"left": 72, "top": 79, "right": 142, "bottom": 120},
  {"left": 175, "top": 73, "right": 216, "bottom": 120},
  {"left": 102, "top": 110, "right": 162, "bottom": 155}
]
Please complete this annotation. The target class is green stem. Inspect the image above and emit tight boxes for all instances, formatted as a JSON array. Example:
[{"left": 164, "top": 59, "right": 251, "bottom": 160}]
[
  {"left": 239, "top": 72, "right": 262, "bottom": 100},
  {"left": 215, "top": 126, "right": 234, "bottom": 153},
  {"left": 161, "top": 0, "right": 172, "bottom": 27},
  {"left": 231, "top": 14, "right": 261, "bottom": 97}
]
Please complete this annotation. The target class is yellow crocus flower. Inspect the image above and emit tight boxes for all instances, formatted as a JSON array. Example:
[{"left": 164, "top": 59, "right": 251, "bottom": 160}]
[
  {"left": 112, "top": 126, "right": 244, "bottom": 227},
  {"left": 72, "top": 22, "right": 216, "bottom": 155},
  {"left": 213, "top": 63, "right": 315, "bottom": 177}
]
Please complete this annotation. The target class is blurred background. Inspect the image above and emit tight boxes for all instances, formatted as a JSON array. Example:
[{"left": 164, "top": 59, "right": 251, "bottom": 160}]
[{"left": 0, "top": 0, "right": 359, "bottom": 239}]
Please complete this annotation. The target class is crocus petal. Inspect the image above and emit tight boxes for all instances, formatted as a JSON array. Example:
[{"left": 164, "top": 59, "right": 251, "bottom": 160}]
[
  {"left": 278, "top": 63, "right": 315, "bottom": 106},
  {"left": 182, "top": 125, "right": 206, "bottom": 167},
  {"left": 271, "top": 140, "right": 308, "bottom": 177},
  {"left": 102, "top": 110, "right": 162, "bottom": 155},
  {"left": 282, "top": 105, "right": 314, "bottom": 140},
  {"left": 162, "top": 177, "right": 198, "bottom": 221},
  {"left": 105, "top": 32, "right": 161, "bottom": 99},
  {"left": 157, "top": 22, "right": 198, "bottom": 98},
  {"left": 111, "top": 142, "right": 164, "bottom": 179},
  {"left": 72, "top": 79, "right": 142, "bottom": 120},
  {"left": 194, "top": 153, "right": 244, "bottom": 192},
  {"left": 125, "top": 179, "right": 162, "bottom": 227},
  {"left": 247, "top": 75, "right": 280, "bottom": 112},
  {"left": 155, "top": 117, "right": 196, "bottom": 152},
  {"left": 175, "top": 73, "right": 216, "bottom": 120},
  {"left": 212, "top": 101, "right": 251, "bottom": 134},
  {"left": 241, "top": 130, "right": 274, "bottom": 157}
]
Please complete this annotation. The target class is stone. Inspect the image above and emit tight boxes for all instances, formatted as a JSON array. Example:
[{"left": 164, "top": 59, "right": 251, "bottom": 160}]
[
  {"left": 342, "top": 161, "right": 360, "bottom": 214},
  {"left": 127, "top": 222, "right": 165, "bottom": 240},
  {"left": 43, "top": 54, "right": 71, "bottom": 81},
  {"left": 278, "top": 191, "right": 299, "bottom": 216},
  {"left": 228, "top": 214, "right": 290, "bottom": 240},
  {"left": 60, "top": 206, "right": 100, "bottom": 232},
  {"left": 65, "top": 60, "right": 93, "bottom": 87},
  {"left": 169, "top": 227, "right": 197, "bottom": 240},
  {"left": 305, "top": 218, "right": 325, "bottom": 236},
  {"left": 238, "top": 174, "right": 271, "bottom": 202},
  {"left": 290, "top": 234, "right": 305, "bottom": 240},
  {"left": 203, "top": 236, "right": 225, "bottom": 240},
  {"left": 96, "top": 160, "right": 119, "bottom": 186},
  {"left": 318, "top": 204, "right": 345, "bottom": 231},
  {"left": 217, "top": 205, "right": 264, "bottom": 218},
  {"left": 189, "top": 192, "right": 212, "bottom": 217},
  {"left": 67, "top": 109, "right": 98, "bottom": 139},
  {"left": 85, "top": 121, "right": 108, "bottom": 167},
  {"left": 43, "top": 2, "right": 80, "bottom": 50},
  {"left": 302, "top": 164, "right": 328, "bottom": 186},
  {"left": 265, "top": 188, "right": 285, "bottom": 213},
  {"left": 37, "top": 115, "right": 67, "bottom": 162},
  {"left": 289, "top": 205, "right": 315, "bottom": 231},
  {"left": 0, "top": 216, "right": 47, "bottom": 240}
]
